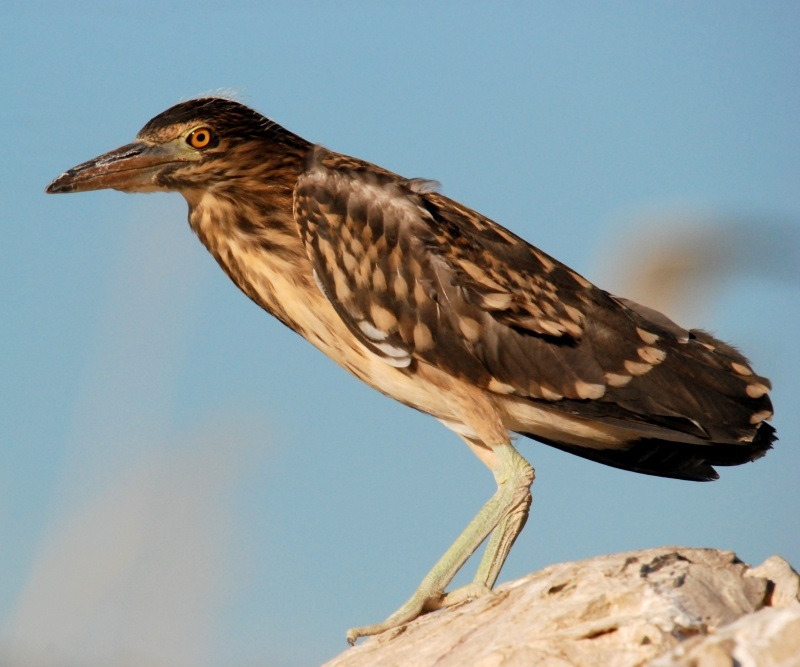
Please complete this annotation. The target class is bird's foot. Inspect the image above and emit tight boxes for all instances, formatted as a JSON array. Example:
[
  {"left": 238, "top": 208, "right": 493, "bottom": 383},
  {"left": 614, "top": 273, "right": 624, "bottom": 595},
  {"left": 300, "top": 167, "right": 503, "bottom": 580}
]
[
  {"left": 346, "top": 592, "right": 430, "bottom": 646},
  {"left": 345, "top": 582, "right": 490, "bottom": 645},
  {"left": 423, "top": 581, "right": 491, "bottom": 611},
  {"left": 346, "top": 445, "right": 533, "bottom": 646}
]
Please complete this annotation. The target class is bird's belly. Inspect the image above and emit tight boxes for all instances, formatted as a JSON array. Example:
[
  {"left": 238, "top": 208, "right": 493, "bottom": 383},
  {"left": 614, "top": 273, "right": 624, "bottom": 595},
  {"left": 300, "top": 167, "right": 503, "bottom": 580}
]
[
  {"left": 233, "top": 258, "right": 453, "bottom": 418},
  {"left": 210, "top": 232, "right": 500, "bottom": 436},
  {"left": 297, "top": 317, "right": 487, "bottom": 433}
]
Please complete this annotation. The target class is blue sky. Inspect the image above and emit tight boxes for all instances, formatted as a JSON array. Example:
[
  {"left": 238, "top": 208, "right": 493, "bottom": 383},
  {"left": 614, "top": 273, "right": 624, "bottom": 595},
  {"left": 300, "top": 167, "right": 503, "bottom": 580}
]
[{"left": 2, "top": 3, "right": 798, "bottom": 665}]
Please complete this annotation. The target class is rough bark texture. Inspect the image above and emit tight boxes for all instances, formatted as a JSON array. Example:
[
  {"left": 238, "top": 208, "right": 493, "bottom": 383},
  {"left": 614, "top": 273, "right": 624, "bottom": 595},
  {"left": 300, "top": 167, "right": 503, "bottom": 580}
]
[{"left": 325, "top": 547, "right": 800, "bottom": 667}]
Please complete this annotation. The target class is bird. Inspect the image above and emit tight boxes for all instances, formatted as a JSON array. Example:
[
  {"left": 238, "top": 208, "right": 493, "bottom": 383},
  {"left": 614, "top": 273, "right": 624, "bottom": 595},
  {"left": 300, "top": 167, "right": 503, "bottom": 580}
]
[{"left": 46, "top": 97, "right": 776, "bottom": 644}]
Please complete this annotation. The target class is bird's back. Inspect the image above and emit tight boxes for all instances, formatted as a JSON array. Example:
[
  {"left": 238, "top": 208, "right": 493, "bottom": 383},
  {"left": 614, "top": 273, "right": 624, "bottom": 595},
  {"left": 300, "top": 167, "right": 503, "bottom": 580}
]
[{"left": 293, "top": 147, "right": 775, "bottom": 480}]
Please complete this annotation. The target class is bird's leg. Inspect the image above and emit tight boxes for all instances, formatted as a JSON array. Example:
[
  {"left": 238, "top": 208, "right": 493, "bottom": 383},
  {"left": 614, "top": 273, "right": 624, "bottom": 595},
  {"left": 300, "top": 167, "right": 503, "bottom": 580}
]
[
  {"left": 346, "top": 442, "right": 534, "bottom": 644},
  {"left": 432, "top": 443, "right": 533, "bottom": 609},
  {"left": 473, "top": 465, "right": 533, "bottom": 588}
]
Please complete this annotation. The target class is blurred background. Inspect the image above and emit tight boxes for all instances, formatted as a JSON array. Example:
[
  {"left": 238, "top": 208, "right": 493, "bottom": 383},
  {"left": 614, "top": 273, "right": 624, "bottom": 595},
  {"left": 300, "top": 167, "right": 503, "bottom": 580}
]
[{"left": 2, "top": 2, "right": 798, "bottom": 665}]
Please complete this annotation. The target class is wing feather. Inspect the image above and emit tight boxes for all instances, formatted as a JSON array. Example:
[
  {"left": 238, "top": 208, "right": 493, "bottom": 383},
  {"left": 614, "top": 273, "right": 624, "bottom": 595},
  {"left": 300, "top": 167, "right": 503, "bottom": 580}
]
[{"left": 293, "top": 146, "right": 773, "bottom": 449}]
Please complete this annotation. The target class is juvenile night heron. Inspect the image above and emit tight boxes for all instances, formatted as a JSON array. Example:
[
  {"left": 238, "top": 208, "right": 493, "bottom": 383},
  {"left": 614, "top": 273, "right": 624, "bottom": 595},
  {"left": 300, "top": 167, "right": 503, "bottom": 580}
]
[{"left": 47, "top": 98, "right": 776, "bottom": 643}]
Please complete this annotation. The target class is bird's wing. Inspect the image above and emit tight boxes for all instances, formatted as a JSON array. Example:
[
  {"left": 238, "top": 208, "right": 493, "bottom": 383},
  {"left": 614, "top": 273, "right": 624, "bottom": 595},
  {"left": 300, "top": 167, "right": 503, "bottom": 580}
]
[{"left": 293, "top": 147, "right": 772, "bottom": 446}]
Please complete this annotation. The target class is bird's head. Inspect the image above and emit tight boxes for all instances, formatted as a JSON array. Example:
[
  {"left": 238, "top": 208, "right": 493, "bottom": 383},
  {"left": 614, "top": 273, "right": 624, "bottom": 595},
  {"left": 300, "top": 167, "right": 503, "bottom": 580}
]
[{"left": 46, "top": 97, "right": 307, "bottom": 196}]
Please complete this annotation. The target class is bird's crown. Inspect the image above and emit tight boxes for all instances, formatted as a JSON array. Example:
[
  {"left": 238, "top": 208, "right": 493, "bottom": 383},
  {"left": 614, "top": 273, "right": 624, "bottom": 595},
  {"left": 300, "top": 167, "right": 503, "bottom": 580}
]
[{"left": 137, "top": 97, "right": 280, "bottom": 144}]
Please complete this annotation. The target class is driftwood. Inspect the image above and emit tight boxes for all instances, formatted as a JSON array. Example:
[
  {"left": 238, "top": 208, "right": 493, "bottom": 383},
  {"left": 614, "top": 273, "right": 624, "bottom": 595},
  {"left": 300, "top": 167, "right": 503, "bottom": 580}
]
[{"left": 326, "top": 547, "right": 800, "bottom": 667}]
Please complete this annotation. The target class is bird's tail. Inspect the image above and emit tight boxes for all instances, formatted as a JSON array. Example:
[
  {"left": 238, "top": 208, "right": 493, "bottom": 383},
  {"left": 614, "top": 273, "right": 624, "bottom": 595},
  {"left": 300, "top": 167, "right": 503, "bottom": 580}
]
[
  {"left": 520, "top": 421, "right": 775, "bottom": 481},
  {"left": 517, "top": 319, "right": 776, "bottom": 482}
]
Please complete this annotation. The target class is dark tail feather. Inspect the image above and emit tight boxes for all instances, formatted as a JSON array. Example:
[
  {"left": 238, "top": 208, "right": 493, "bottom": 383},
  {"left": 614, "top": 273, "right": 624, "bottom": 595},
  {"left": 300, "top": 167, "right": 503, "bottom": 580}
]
[{"left": 519, "top": 421, "right": 776, "bottom": 482}]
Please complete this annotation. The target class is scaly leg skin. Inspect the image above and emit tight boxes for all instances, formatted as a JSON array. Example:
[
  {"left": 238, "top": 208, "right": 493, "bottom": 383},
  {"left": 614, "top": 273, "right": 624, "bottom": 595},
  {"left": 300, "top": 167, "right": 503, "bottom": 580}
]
[
  {"left": 425, "top": 453, "right": 534, "bottom": 611},
  {"left": 346, "top": 443, "right": 534, "bottom": 645}
]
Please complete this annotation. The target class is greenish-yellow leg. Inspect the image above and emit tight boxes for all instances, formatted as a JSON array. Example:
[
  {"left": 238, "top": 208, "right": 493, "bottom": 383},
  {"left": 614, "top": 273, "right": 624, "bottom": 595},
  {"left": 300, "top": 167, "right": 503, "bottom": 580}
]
[{"left": 346, "top": 443, "right": 534, "bottom": 645}]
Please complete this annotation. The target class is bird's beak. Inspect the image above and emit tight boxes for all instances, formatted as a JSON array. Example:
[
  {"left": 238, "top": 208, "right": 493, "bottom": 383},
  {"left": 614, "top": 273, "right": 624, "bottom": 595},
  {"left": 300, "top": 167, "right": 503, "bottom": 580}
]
[{"left": 46, "top": 141, "right": 184, "bottom": 194}]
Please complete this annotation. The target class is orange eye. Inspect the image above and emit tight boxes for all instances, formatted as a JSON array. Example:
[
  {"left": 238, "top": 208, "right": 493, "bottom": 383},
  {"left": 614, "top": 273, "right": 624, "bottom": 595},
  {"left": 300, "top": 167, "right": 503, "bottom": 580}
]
[{"left": 187, "top": 127, "right": 213, "bottom": 149}]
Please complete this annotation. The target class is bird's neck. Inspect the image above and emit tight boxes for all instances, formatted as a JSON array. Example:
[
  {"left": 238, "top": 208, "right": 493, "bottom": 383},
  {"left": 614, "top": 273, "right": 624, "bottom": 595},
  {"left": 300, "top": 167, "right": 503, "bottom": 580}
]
[{"left": 184, "top": 172, "right": 318, "bottom": 332}]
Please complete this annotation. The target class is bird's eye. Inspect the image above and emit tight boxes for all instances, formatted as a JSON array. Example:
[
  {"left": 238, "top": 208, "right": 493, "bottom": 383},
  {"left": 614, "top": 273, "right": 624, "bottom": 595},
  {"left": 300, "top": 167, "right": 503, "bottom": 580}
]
[{"left": 187, "top": 127, "right": 213, "bottom": 149}]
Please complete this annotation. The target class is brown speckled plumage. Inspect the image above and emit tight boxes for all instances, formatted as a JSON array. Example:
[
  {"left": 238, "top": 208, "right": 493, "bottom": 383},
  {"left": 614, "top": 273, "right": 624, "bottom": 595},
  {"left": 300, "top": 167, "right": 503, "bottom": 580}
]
[{"left": 46, "top": 97, "right": 776, "bottom": 640}]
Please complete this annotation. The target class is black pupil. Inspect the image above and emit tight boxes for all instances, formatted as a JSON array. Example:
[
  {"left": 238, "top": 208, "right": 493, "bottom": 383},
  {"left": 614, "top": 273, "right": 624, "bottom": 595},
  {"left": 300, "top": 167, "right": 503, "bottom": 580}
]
[{"left": 195, "top": 132, "right": 206, "bottom": 144}]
